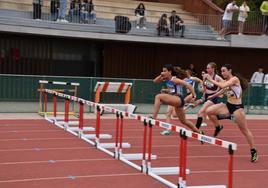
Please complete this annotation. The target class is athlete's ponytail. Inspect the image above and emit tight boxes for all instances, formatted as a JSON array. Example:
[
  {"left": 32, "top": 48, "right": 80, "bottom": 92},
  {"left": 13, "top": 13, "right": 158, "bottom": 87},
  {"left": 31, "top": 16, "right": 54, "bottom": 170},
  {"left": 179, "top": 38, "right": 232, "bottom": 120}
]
[{"left": 174, "top": 66, "right": 187, "bottom": 79}]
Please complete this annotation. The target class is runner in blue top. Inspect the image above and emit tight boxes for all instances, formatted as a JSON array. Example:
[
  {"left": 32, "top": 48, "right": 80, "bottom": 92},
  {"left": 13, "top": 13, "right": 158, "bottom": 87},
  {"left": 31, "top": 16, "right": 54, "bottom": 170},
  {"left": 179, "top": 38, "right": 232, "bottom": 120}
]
[
  {"left": 184, "top": 69, "right": 204, "bottom": 105},
  {"left": 153, "top": 64, "right": 201, "bottom": 134},
  {"left": 161, "top": 69, "right": 204, "bottom": 135}
]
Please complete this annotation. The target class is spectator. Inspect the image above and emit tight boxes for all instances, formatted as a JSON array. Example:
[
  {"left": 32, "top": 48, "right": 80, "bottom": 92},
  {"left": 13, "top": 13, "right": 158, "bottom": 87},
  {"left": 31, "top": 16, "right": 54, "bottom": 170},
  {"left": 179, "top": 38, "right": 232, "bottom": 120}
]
[
  {"left": 69, "top": 0, "right": 81, "bottom": 22},
  {"left": 263, "top": 73, "right": 268, "bottom": 110},
  {"left": 51, "top": 0, "right": 60, "bottom": 21},
  {"left": 250, "top": 67, "right": 264, "bottom": 109},
  {"left": 169, "top": 10, "right": 185, "bottom": 37},
  {"left": 33, "top": 0, "right": 43, "bottom": 20},
  {"left": 238, "top": 1, "right": 250, "bottom": 35},
  {"left": 260, "top": 0, "right": 268, "bottom": 36},
  {"left": 264, "top": 73, "right": 268, "bottom": 109},
  {"left": 250, "top": 67, "right": 264, "bottom": 84},
  {"left": 80, "top": 0, "right": 96, "bottom": 24},
  {"left": 217, "top": 0, "right": 238, "bottom": 40},
  {"left": 135, "top": 3, "right": 146, "bottom": 29},
  {"left": 157, "top": 13, "right": 169, "bottom": 36},
  {"left": 57, "top": 0, "right": 68, "bottom": 23}
]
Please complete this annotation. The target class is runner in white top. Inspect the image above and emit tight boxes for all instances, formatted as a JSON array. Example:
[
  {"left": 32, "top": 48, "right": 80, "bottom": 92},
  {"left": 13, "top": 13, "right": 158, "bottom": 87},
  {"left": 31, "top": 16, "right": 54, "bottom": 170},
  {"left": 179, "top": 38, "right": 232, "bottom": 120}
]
[{"left": 204, "top": 64, "right": 258, "bottom": 163}]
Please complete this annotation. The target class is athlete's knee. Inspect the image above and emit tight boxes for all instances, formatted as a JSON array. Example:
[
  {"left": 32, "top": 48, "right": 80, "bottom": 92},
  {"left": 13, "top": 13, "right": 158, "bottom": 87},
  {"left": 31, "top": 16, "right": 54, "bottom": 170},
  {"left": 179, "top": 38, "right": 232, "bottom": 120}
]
[
  {"left": 155, "top": 94, "right": 161, "bottom": 100},
  {"left": 205, "top": 105, "right": 215, "bottom": 116}
]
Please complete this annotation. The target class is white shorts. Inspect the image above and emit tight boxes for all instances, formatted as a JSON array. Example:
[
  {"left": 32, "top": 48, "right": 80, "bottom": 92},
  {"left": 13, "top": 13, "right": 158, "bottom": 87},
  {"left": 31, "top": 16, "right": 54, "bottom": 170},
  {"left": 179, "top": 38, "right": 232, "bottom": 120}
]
[{"left": 238, "top": 16, "right": 246, "bottom": 22}]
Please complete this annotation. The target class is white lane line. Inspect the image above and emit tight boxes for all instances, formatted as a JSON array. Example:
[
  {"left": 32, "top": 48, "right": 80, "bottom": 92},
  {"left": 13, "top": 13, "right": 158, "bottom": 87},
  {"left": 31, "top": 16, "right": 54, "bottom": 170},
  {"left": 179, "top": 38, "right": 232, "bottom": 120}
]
[
  {"left": 0, "top": 173, "right": 142, "bottom": 183},
  {"left": 0, "top": 158, "right": 114, "bottom": 165},
  {"left": 131, "top": 143, "right": 268, "bottom": 148},
  {"left": 0, "top": 130, "right": 62, "bottom": 133},
  {"left": 0, "top": 138, "right": 77, "bottom": 141},
  {"left": 1, "top": 143, "right": 268, "bottom": 152},
  {"left": 0, "top": 147, "right": 90, "bottom": 152},
  {"left": 123, "top": 135, "right": 268, "bottom": 139},
  {"left": 2, "top": 154, "right": 268, "bottom": 166},
  {"left": 159, "top": 154, "right": 268, "bottom": 159},
  {"left": 192, "top": 169, "right": 268, "bottom": 174},
  {"left": 101, "top": 128, "right": 268, "bottom": 131}
]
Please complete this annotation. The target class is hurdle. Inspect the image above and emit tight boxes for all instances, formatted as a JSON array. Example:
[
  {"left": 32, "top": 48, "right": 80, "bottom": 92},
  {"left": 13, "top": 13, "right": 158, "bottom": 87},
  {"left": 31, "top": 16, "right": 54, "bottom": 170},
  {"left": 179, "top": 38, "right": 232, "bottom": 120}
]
[
  {"left": 94, "top": 81, "right": 137, "bottom": 114},
  {"left": 43, "top": 89, "right": 237, "bottom": 188},
  {"left": 38, "top": 80, "right": 79, "bottom": 116}
]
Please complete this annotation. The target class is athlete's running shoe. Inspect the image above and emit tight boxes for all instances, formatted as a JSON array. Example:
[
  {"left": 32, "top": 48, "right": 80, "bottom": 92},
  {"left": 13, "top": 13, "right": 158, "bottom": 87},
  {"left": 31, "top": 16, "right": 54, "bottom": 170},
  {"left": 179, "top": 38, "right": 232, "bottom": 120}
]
[
  {"left": 213, "top": 125, "right": 224, "bottom": 137},
  {"left": 251, "top": 148, "right": 258, "bottom": 163},
  {"left": 201, "top": 122, "right": 207, "bottom": 127}
]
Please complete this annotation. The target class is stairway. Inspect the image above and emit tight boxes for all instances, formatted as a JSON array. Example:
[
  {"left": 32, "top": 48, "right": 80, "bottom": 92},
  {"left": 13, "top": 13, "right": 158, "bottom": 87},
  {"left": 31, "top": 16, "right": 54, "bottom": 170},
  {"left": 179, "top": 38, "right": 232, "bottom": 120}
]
[{"left": 0, "top": 0, "right": 219, "bottom": 40}]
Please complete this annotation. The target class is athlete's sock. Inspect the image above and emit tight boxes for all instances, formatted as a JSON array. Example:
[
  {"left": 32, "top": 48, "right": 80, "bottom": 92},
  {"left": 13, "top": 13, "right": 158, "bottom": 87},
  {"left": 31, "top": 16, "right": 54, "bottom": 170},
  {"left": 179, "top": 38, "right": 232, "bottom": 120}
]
[{"left": 195, "top": 117, "right": 203, "bottom": 129}]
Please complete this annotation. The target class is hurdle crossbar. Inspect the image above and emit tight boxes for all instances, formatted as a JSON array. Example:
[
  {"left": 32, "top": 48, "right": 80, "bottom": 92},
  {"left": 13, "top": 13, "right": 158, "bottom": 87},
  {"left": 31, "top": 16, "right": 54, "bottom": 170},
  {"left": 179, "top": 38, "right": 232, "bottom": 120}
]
[
  {"left": 44, "top": 89, "right": 236, "bottom": 188},
  {"left": 38, "top": 80, "right": 79, "bottom": 116}
]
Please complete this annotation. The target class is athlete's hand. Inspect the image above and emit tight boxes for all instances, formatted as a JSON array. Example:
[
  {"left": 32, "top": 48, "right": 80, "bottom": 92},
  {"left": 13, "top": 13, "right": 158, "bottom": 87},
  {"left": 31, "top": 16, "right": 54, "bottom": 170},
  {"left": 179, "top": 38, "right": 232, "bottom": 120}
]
[
  {"left": 207, "top": 95, "right": 213, "bottom": 100},
  {"left": 204, "top": 74, "right": 212, "bottom": 81}
]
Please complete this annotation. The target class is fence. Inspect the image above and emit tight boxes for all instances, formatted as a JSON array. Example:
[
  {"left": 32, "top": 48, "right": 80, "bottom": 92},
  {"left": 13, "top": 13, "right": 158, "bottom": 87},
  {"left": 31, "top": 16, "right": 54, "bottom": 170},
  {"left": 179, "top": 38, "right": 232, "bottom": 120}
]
[{"left": 0, "top": 74, "right": 267, "bottom": 114}]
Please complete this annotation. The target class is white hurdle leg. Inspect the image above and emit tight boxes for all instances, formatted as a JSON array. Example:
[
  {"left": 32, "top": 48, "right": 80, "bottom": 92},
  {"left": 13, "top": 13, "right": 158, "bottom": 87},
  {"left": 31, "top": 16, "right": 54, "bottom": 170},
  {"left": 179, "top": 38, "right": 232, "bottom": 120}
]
[
  {"left": 99, "top": 143, "right": 131, "bottom": 149},
  {"left": 121, "top": 153, "right": 157, "bottom": 160},
  {"left": 150, "top": 167, "right": 190, "bottom": 175}
]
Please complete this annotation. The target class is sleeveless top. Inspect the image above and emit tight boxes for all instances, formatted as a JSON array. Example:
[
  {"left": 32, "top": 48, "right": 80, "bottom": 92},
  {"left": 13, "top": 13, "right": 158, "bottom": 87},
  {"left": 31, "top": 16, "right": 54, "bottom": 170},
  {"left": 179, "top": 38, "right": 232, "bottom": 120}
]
[
  {"left": 226, "top": 82, "right": 242, "bottom": 104},
  {"left": 204, "top": 74, "right": 218, "bottom": 92},
  {"left": 165, "top": 76, "right": 183, "bottom": 95}
]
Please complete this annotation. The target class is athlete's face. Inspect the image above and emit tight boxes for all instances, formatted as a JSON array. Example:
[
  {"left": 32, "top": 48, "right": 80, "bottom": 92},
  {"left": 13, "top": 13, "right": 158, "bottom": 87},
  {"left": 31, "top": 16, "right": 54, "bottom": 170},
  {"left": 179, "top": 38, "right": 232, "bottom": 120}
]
[
  {"left": 161, "top": 68, "right": 172, "bottom": 79},
  {"left": 206, "top": 64, "right": 214, "bottom": 74},
  {"left": 221, "top": 67, "right": 230, "bottom": 79}
]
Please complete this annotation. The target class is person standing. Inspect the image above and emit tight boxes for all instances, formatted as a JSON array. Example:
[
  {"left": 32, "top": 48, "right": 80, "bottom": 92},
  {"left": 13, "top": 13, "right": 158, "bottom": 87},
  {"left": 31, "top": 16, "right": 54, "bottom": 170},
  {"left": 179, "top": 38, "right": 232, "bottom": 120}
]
[
  {"left": 238, "top": 1, "right": 250, "bottom": 35},
  {"left": 263, "top": 72, "right": 268, "bottom": 109},
  {"left": 50, "top": 0, "right": 60, "bottom": 21},
  {"left": 33, "top": 0, "right": 43, "bottom": 20},
  {"left": 57, "top": 0, "right": 68, "bottom": 22},
  {"left": 260, "top": 0, "right": 268, "bottom": 36},
  {"left": 250, "top": 67, "right": 264, "bottom": 109},
  {"left": 217, "top": 0, "right": 239, "bottom": 40}
]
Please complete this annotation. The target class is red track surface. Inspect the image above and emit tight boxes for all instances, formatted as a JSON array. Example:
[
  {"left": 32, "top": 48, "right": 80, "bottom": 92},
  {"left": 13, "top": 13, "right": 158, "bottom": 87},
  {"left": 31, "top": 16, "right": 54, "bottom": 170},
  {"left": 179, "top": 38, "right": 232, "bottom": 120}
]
[{"left": 0, "top": 118, "right": 267, "bottom": 188}]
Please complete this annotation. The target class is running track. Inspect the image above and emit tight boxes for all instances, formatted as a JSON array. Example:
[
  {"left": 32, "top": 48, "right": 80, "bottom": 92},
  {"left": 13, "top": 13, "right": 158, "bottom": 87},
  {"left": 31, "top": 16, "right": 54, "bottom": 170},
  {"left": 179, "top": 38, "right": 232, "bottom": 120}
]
[{"left": 0, "top": 118, "right": 267, "bottom": 188}]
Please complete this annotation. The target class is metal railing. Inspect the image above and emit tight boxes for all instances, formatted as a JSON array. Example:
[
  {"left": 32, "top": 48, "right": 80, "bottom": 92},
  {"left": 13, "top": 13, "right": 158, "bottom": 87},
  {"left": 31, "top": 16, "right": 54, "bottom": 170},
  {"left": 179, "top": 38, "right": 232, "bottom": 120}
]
[
  {"left": 0, "top": 0, "right": 221, "bottom": 39},
  {"left": 0, "top": 0, "right": 266, "bottom": 38},
  {"left": 0, "top": 74, "right": 268, "bottom": 114}
]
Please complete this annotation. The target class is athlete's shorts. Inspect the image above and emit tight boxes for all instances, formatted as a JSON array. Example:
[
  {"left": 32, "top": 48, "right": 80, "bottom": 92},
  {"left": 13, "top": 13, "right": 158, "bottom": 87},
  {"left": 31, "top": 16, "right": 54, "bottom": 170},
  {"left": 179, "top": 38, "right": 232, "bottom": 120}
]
[
  {"left": 178, "top": 95, "right": 185, "bottom": 108},
  {"left": 226, "top": 102, "right": 244, "bottom": 114}
]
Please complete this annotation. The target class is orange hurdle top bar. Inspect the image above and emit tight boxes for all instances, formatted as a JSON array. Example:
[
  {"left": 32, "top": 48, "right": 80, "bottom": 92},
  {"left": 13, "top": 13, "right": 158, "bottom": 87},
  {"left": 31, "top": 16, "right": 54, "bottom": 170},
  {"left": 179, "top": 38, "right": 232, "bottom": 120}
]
[
  {"left": 45, "top": 89, "right": 237, "bottom": 151},
  {"left": 94, "top": 81, "right": 132, "bottom": 104}
]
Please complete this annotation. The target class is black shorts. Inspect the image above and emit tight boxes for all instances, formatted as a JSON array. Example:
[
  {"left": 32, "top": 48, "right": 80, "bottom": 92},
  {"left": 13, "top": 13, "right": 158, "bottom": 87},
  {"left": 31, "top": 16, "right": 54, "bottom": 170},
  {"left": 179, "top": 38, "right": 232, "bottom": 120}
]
[
  {"left": 178, "top": 95, "right": 185, "bottom": 108},
  {"left": 226, "top": 102, "right": 244, "bottom": 114},
  {"left": 205, "top": 93, "right": 219, "bottom": 104}
]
